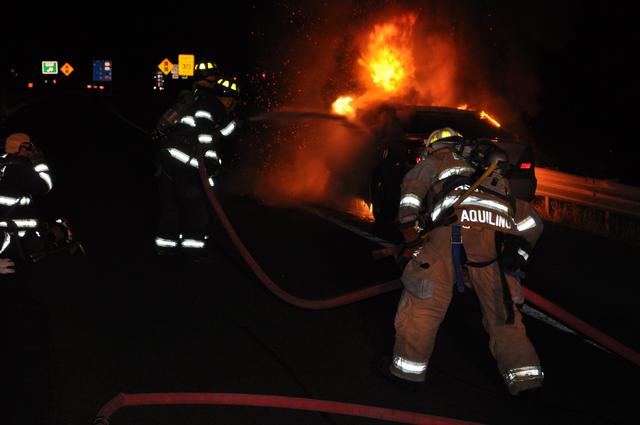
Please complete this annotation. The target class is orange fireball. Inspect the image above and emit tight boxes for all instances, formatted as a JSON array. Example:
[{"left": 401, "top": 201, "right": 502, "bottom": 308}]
[
  {"left": 332, "top": 96, "right": 355, "bottom": 118},
  {"left": 359, "top": 14, "right": 416, "bottom": 93}
]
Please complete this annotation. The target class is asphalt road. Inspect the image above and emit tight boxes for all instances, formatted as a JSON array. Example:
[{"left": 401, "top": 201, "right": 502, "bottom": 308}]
[{"left": 2, "top": 93, "right": 639, "bottom": 425}]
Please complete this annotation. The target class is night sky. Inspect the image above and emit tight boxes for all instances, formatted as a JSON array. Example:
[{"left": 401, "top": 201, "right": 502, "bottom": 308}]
[{"left": 3, "top": 1, "right": 637, "bottom": 184}]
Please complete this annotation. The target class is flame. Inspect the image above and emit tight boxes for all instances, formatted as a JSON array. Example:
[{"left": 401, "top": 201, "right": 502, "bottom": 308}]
[
  {"left": 332, "top": 96, "right": 355, "bottom": 118},
  {"left": 480, "top": 110, "right": 501, "bottom": 127},
  {"left": 358, "top": 14, "right": 416, "bottom": 93},
  {"left": 330, "top": 14, "right": 504, "bottom": 134},
  {"left": 330, "top": 13, "right": 506, "bottom": 132},
  {"left": 460, "top": 105, "right": 502, "bottom": 127},
  {"left": 347, "top": 197, "right": 374, "bottom": 220}
]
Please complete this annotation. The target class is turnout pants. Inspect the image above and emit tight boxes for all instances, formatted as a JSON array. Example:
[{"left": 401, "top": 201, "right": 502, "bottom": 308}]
[
  {"left": 156, "top": 170, "right": 211, "bottom": 250},
  {"left": 391, "top": 224, "right": 543, "bottom": 394}
]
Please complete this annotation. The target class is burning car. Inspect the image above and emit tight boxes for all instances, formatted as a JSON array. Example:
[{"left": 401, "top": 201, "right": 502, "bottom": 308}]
[{"left": 362, "top": 104, "right": 537, "bottom": 223}]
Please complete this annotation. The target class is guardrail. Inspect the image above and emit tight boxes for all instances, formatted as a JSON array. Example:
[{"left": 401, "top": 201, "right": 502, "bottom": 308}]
[{"left": 535, "top": 168, "right": 640, "bottom": 219}]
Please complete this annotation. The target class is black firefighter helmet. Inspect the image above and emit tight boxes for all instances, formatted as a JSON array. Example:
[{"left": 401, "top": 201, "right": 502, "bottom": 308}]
[
  {"left": 194, "top": 59, "right": 220, "bottom": 81},
  {"left": 215, "top": 76, "right": 240, "bottom": 99}
]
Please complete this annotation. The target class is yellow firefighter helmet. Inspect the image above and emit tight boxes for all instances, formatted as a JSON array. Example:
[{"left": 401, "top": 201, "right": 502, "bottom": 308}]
[{"left": 425, "top": 127, "right": 463, "bottom": 146}]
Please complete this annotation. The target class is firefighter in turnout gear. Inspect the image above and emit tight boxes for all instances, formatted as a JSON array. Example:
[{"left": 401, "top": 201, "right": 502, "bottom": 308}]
[
  {"left": 0, "top": 133, "right": 53, "bottom": 261},
  {"left": 153, "top": 59, "right": 239, "bottom": 262},
  {"left": 389, "top": 127, "right": 544, "bottom": 395}
]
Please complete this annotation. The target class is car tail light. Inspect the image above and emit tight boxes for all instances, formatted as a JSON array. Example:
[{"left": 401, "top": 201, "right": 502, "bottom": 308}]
[
  {"left": 415, "top": 156, "right": 422, "bottom": 164},
  {"left": 519, "top": 162, "right": 532, "bottom": 170}
]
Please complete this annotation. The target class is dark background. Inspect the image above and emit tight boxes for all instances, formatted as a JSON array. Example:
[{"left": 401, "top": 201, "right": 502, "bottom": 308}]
[
  {"left": 0, "top": 0, "right": 640, "bottom": 185},
  {"left": 2, "top": 1, "right": 637, "bottom": 184},
  {"left": 2, "top": 0, "right": 638, "bottom": 184},
  {"left": 1, "top": 4, "right": 639, "bottom": 425}
]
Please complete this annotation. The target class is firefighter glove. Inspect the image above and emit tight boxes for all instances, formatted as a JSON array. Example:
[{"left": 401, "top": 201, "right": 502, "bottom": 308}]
[
  {"left": 0, "top": 258, "right": 16, "bottom": 274},
  {"left": 499, "top": 236, "right": 530, "bottom": 270}
]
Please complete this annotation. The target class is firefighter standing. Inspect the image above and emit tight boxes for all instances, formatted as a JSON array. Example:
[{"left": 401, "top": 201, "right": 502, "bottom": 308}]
[
  {"left": 1, "top": 135, "right": 53, "bottom": 424},
  {"left": 0, "top": 133, "right": 53, "bottom": 261},
  {"left": 388, "top": 127, "right": 544, "bottom": 395},
  {"left": 153, "top": 59, "right": 239, "bottom": 262}
]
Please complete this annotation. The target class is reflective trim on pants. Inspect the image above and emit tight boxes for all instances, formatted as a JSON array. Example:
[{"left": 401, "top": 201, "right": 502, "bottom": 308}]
[
  {"left": 390, "top": 355, "right": 427, "bottom": 382},
  {"left": 503, "top": 365, "right": 544, "bottom": 386},
  {"left": 180, "top": 238, "right": 205, "bottom": 249},
  {"left": 155, "top": 237, "right": 178, "bottom": 248}
]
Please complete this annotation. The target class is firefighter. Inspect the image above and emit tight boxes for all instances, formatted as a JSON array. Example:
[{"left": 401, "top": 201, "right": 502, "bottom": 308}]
[
  {"left": 0, "top": 133, "right": 53, "bottom": 261},
  {"left": 153, "top": 58, "right": 239, "bottom": 262},
  {"left": 388, "top": 127, "right": 544, "bottom": 396}
]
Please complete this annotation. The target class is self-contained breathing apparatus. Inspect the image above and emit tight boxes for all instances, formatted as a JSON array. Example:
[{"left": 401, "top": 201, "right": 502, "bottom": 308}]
[
  {"left": 426, "top": 136, "right": 532, "bottom": 323},
  {"left": 151, "top": 90, "right": 198, "bottom": 141},
  {"left": 151, "top": 64, "right": 239, "bottom": 142},
  {"left": 376, "top": 135, "right": 534, "bottom": 323},
  {"left": 417, "top": 135, "right": 516, "bottom": 231}
]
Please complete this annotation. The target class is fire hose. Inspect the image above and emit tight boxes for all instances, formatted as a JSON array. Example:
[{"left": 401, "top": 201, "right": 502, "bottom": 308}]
[
  {"left": 93, "top": 392, "right": 485, "bottom": 425},
  {"left": 99, "top": 102, "right": 491, "bottom": 425},
  {"left": 196, "top": 145, "right": 402, "bottom": 309},
  {"left": 106, "top": 104, "right": 639, "bottom": 365},
  {"left": 97, "top": 108, "right": 638, "bottom": 425},
  {"left": 195, "top": 146, "right": 640, "bottom": 368}
]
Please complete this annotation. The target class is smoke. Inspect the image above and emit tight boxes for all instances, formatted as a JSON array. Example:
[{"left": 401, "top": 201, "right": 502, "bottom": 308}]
[
  {"left": 251, "top": 118, "right": 369, "bottom": 206},
  {"left": 240, "top": 0, "right": 375, "bottom": 210}
]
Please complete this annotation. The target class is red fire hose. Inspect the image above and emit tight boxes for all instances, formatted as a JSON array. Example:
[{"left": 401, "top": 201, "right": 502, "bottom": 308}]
[
  {"left": 196, "top": 147, "right": 640, "bottom": 367},
  {"left": 522, "top": 288, "right": 640, "bottom": 367},
  {"left": 93, "top": 392, "right": 485, "bottom": 425},
  {"left": 196, "top": 146, "right": 403, "bottom": 309}
]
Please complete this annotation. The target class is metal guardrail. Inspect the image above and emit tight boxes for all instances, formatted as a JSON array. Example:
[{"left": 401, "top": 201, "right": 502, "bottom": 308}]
[{"left": 535, "top": 168, "right": 640, "bottom": 219}]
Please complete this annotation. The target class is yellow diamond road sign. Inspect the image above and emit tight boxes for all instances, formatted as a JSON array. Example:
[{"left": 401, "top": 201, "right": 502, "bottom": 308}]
[
  {"left": 61, "top": 63, "right": 74, "bottom": 76},
  {"left": 178, "top": 54, "right": 194, "bottom": 76},
  {"left": 158, "top": 58, "right": 173, "bottom": 76}
]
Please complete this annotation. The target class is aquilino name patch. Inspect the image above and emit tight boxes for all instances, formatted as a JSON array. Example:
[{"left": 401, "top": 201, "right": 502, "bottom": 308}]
[{"left": 459, "top": 209, "right": 513, "bottom": 230}]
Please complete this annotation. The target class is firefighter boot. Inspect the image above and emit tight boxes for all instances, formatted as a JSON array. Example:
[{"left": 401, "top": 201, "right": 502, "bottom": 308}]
[
  {"left": 373, "top": 356, "right": 421, "bottom": 392},
  {"left": 182, "top": 246, "right": 217, "bottom": 264}
]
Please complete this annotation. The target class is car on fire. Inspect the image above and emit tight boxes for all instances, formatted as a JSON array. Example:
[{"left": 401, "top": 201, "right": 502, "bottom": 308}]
[{"left": 363, "top": 105, "right": 537, "bottom": 223}]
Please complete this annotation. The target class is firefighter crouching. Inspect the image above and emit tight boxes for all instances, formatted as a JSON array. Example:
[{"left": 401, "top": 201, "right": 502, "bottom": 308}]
[
  {"left": 153, "top": 58, "right": 240, "bottom": 262},
  {"left": 0, "top": 133, "right": 53, "bottom": 260},
  {"left": 389, "top": 127, "right": 544, "bottom": 396}
]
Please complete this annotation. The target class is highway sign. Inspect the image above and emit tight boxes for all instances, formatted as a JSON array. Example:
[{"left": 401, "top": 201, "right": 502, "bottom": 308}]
[
  {"left": 42, "top": 61, "right": 58, "bottom": 74},
  {"left": 178, "top": 54, "right": 194, "bottom": 76},
  {"left": 61, "top": 63, "right": 74, "bottom": 76},
  {"left": 92, "top": 60, "right": 113, "bottom": 82},
  {"left": 158, "top": 58, "right": 173, "bottom": 76}
]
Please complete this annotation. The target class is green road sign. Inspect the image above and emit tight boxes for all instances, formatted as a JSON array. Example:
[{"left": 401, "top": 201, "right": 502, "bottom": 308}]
[{"left": 42, "top": 61, "right": 58, "bottom": 74}]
